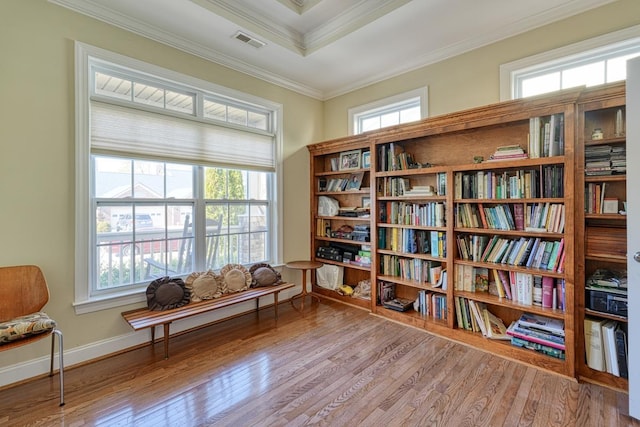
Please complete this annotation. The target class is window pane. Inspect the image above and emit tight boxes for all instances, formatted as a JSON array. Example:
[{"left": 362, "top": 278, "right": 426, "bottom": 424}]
[
  {"left": 521, "top": 72, "right": 561, "bottom": 97},
  {"left": 380, "top": 112, "right": 399, "bottom": 128},
  {"left": 165, "top": 90, "right": 194, "bottom": 114},
  {"left": 248, "top": 111, "right": 268, "bottom": 131},
  {"left": 562, "top": 61, "right": 604, "bottom": 89},
  {"left": 250, "top": 203, "right": 268, "bottom": 232},
  {"left": 361, "top": 116, "right": 380, "bottom": 132},
  {"left": 133, "top": 82, "right": 165, "bottom": 108},
  {"left": 231, "top": 203, "right": 250, "bottom": 233},
  {"left": 607, "top": 53, "right": 640, "bottom": 82},
  {"left": 204, "top": 167, "right": 228, "bottom": 199},
  {"left": 167, "top": 163, "right": 193, "bottom": 199},
  {"left": 95, "top": 72, "right": 131, "bottom": 101},
  {"left": 400, "top": 106, "right": 421, "bottom": 123},
  {"left": 203, "top": 99, "right": 227, "bottom": 121},
  {"left": 133, "top": 160, "right": 165, "bottom": 198},
  {"left": 95, "top": 157, "right": 132, "bottom": 198},
  {"left": 249, "top": 232, "right": 267, "bottom": 263},
  {"left": 247, "top": 171, "right": 268, "bottom": 200},
  {"left": 228, "top": 106, "right": 247, "bottom": 126}
]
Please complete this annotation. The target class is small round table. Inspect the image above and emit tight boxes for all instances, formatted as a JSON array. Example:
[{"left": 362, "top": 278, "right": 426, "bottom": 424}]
[{"left": 286, "top": 260, "right": 323, "bottom": 310}]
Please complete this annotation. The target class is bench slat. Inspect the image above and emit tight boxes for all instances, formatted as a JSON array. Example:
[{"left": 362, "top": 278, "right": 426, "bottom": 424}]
[{"left": 121, "top": 282, "right": 296, "bottom": 358}]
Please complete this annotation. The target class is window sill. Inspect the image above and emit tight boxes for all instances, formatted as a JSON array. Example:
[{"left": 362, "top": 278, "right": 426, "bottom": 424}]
[{"left": 73, "top": 291, "right": 146, "bottom": 315}]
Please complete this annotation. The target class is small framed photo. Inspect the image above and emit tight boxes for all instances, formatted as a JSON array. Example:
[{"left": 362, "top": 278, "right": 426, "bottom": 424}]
[
  {"left": 347, "top": 172, "right": 364, "bottom": 190},
  {"left": 361, "top": 151, "right": 371, "bottom": 169},
  {"left": 339, "top": 149, "right": 362, "bottom": 171},
  {"left": 361, "top": 196, "right": 371, "bottom": 208}
]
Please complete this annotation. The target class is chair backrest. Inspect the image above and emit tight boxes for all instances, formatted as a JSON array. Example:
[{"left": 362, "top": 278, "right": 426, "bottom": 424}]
[{"left": 0, "top": 265, "right": 49, "bottom": 322}]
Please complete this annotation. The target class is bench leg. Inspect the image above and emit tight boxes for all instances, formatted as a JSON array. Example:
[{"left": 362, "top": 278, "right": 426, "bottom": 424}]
[
  {"left": 151, "top": 326, "right": 155, "bottom": 344},
  {"left": 274, "top": 292, "right": 279, "bottom": 320},
  {"left": 163, "top": 323, "right": 170, "bottom": 359}
]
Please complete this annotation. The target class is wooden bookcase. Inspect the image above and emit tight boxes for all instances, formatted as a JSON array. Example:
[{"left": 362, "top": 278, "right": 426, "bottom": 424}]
[
  {"left": 307, "top": 85, "right": 626, "bottom": 382},
  {"left": 574, "top": 82, "right": 628, "bottom": 391},
  {"left": 307, "top": 134, "right": 373, "bottom": 310}
]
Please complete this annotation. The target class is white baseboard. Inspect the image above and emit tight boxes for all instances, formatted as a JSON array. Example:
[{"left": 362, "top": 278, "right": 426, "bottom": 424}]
[{"left": 0, "top": 288, "right": 300, "bottom": 388}]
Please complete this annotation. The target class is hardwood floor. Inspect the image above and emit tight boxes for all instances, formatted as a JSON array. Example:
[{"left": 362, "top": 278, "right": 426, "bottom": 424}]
[{"left": 1, "top": 298, "right": 638, "bottom": 426}]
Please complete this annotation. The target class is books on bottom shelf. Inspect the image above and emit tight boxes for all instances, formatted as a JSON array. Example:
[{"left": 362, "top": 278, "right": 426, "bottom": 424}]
[
  {"left": 583, "top": 317, "right": 628, "bottom": 378},
  {"left": 455, "top": 298, "right": 509, "bottom": 340},
  {"left": 506, "top": 313, "right": 566, "bottom": 360}
]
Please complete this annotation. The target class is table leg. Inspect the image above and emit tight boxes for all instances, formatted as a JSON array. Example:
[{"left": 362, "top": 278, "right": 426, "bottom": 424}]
[{"left": 291, "top": 268, "right": 321, "bottom": 311}]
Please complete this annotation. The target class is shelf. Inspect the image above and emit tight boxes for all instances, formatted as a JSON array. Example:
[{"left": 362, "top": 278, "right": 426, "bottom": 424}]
[
  {"left": 584, "top": 254, "right": 627, "bottom": 263},
  {"left": 584, "top": 213, "right": 626, "bottom": 221},
  {"left": 378, "top": 195, "right": 446, "bottom": 201},
  {"left": 315, "top": 257, "right": 371, "bottom": 271},
  {"left": 451, "top": 156, "right": 565, "bottom": 172},
  {"left": 454, "top": 197, "right": 564, "bottom": 204},
  {"left": 375, "top": 165, "right": 449, "bottom": 177},
  {"left": 318, "top": 189, "right": 370, "bottom": 195},
  {"left": 315, "top": 236, "right": 371, "bottom": 246},
  {"left": 312, "top": 285, "right": 371, "bottom": 310},
  {"left": 454, "top": 227, "right": 563, "bottom": 238},
  {"left": 315, "top": 215, "right": 370, "bottom": 222},
  {"left": 377, "top": 274, "right": 447, "bottom": 294},
  {"left": 454, "top": 259, "right": 565, "bottom": 278},
  {"left": 584, "top": 174, "right": 626, "bottom": 182},
  {"left": 584, "top": 308, "right": 627, "bottom": 323},
  {"left": 378, "top": 223, "right": 447, "bottom": 231},
  {"left": 455, "top": 290, "right": 566, "bottom": 320},
  {"left": 584, "top": 136, "right": 625, "bottom": 146},
  {"left": 315, "top": 168, "right": 369, "bottom": 177}
]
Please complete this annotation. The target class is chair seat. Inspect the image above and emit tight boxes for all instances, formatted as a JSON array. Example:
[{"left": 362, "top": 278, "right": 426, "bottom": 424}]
[{"left": 0, "top": 312, "right": 56, "bottom": 345}]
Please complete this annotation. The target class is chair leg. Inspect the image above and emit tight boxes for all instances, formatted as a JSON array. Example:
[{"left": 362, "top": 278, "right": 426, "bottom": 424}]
[{"left": 50, "top": 329, "right": 65, "bottom": 406}]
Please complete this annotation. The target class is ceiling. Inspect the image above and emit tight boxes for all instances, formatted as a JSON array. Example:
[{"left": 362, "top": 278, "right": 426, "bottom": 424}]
[{"left": 50, "top": 0, "right": 616, "bottom": 100}]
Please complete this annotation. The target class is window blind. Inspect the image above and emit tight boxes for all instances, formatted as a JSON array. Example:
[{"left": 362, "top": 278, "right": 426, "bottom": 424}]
[{"left": 91, "top": 101, "right": 275, "bottom": 171}]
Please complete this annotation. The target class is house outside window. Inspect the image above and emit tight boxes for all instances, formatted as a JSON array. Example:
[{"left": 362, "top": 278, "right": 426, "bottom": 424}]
[
  {"left": 349, "top": 87, "right": 428, "bottom": 135},
  {"left": 75, "top": 43, "right": 283, "bottom": 313}
]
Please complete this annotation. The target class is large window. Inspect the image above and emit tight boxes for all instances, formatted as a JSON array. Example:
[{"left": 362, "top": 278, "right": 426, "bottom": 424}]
[
  {"left": 501, "top": 25, "right": 640, "bottom": 100},
  {"left": 349, "top": 88, "right": 428, "bottom": 134},
  {"left": 75, "top": 43, "right": 282, "bottom": 313}
]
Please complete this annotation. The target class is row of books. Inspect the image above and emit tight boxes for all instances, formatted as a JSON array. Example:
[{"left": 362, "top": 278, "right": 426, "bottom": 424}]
[
  {"left": 379, "top": 201, "right": 445, "bottom": 227},
  {"left": 584, "top": 318, "right": 628, "bottom": 378},
  {"left": 455, "top": 298, "right": 510, "bottom": 339},
  {"left": 454, "top": 265, "right": 566, "bottom": 309},
  {"left": 321, "top": 172, "right": 365, "bottom": 192},
  {"left": 378, "top": 143, "right": 419, "bottom": 172},
  {"left": 456, "top": 234, "right": 565, "bottom": 272},
  {"left": 379, "top": 229, "right": 446, "bottom": 258},
  {"left": 379, "top": 256, "right": 444, "bottom": 285},
  {"left": 454, "top": 202, "right": 565, "bottom": 234},
  {"left": 455, "top": 169, "right": 540, "bottom": 200},
  {"left": 507, "top": 313, "right": 566, "bottom": 359},
  {"left": 416, "top": 290, "right": 448, "bottom": 319},
  {"left": 529, "top": 114, "right": 565, "bottom": 159},
  {"left": 585, "top": 182, "right": 620, "bottom": 214}
]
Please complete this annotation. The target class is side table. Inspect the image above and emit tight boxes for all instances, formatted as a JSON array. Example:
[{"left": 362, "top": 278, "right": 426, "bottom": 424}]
[{"left": 286, "top": 260, "right": 323, "bottom": 310}]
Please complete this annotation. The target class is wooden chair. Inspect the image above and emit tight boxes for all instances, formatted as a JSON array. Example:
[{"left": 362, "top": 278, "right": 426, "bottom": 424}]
[{"left": 0, "top": 265, "right": 64, "bottom": 406}]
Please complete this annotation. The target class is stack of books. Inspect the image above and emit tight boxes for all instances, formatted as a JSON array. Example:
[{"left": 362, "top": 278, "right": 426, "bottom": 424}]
[
  {"left": 488, "top": 145, "right": 528, "bottom": 161},
  {"left": 506, "top": 313, "right": 565, "bottom": 359}
]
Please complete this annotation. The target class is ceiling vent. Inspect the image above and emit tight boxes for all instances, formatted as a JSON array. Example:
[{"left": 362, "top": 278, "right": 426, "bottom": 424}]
[{"left": 233, "top": 31, "right": 266, "bottom": 49}]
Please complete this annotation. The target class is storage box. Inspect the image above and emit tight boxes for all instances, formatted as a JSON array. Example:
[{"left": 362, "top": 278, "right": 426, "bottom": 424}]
[{"left": 586, "top": 288, "right": 628, "bottom": 317}]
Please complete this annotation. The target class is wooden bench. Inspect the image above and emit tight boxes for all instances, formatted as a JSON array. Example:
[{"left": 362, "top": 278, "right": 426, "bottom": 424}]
[{"left": 122, "top": 282, "right": 295, "bottom": 359}]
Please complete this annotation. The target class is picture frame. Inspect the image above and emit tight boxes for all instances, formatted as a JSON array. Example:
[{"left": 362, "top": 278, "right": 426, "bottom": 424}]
[
  {"left": 339, "top": 149, "right": 362, "bottom": 171},
  {"left": 361, "top": 196, "right": 371, "bottom": 208},
  {"left": 361, "top": 151, "right": 371, "bottom": 169},
  {"left": 347, "top": 172, "right": 364, "bottom": 191}
]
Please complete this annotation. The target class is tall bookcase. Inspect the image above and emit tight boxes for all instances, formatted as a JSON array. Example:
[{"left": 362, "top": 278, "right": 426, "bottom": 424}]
[
  {"left": 575, "top": 82, "right": 628, "bottom": 391},
  {"left": 308, "top": 134, "right": 373, "bottom": 310},
  {"left": 306, "top": 87, "right": 632, "bottom": 380}
]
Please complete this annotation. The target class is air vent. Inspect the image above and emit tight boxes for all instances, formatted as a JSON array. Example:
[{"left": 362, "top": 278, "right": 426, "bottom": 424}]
[{"left": 233, "top": 31, "right": 266, "bottom": 49}]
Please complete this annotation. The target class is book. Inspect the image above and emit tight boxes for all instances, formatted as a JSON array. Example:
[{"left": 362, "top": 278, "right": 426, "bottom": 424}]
[
  {"left": 506, "top": 321, "right": 565, "bottom": 350},
  {"left": 584, "top": 318, "right": 606, "bottom": 372},
  {"left": 510, "top": 335, "right": 565, "bottom": 359},
  {"left": 511, "top": 321, "right": 565, "bottom": 347},
  {"left": 541, "top": 276, "right": 555, "bottom": 308},
  {"left": 483, "top": 308, "right": 510, "bottom": 340},
  {"left": 517, "top": 313, "right": 564, "bottom": 336},
  {"left": 614, "top": 325, "right": 629, "bottom": 379},
  {"left": 601, "top": 320, "right": 619, "bottom": 376}
]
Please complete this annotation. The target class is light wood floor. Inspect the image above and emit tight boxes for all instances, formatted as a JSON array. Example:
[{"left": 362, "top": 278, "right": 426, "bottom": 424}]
[{"left": 1, "top": 297, "right": 638, "bottom": 427}]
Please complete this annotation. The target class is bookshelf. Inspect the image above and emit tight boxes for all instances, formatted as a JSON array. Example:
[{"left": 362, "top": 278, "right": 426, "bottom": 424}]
[
  {"left": 575, "top": 82, "right": 629, "bottom": 391},
  {"left": 306, "top": 87, "right": 634, "bottom": 380},
  {"left": 308, "top": 134, "right": 373, "bottom": 310}
]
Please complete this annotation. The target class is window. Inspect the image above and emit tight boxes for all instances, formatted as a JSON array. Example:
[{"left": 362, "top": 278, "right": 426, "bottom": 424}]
[
  {"left": 501, "top": 25, "right": 640, "bottom": 100},
  {"left": 349, "top": 88, "right": 428, "bottom": 135},
  {"left": 75, "top": 43, "right": 283, "bottom": 313}
]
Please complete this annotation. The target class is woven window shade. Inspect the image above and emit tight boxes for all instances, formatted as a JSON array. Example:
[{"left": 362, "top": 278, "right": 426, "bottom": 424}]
[{"left": 91, "top": 101, "right": 275, "bottom": 171}]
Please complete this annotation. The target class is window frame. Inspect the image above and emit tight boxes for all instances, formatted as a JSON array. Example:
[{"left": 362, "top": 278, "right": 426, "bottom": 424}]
[
  {"left": 74, "top": 42, "right": 284, "bottom": 314},
  {"left": 348, "top": 87, "right": 428, "bottom": 135},
  {"left": 500, "top": 24, "right": 640, "bottom": 100}
]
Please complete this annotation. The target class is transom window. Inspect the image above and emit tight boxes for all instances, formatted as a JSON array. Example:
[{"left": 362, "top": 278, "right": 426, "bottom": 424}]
[
  {"left": 501, "top": 25, "right": 640, "bottom": 100},
  {"left": 75, "top": 43, "right": 282, "bottom": 313},
  {"left": 349, "top": 87, "right": 428, "bottom": 135}
]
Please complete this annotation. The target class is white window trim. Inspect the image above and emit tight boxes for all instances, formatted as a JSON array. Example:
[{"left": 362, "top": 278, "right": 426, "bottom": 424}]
[
  {"left": 348, "top": 87, "right": 428, "bottom": 135},
  {"left": 74, "top": 42, "right": 284, "bottom": 314},
  {"left": 500, "top": 24, "right": 640, "bottom": 101}
]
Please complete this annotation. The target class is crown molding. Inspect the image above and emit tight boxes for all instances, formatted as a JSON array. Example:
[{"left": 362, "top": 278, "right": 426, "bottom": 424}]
[{"left": 49, "top": 0, "right": 324, "bottom": 99}]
